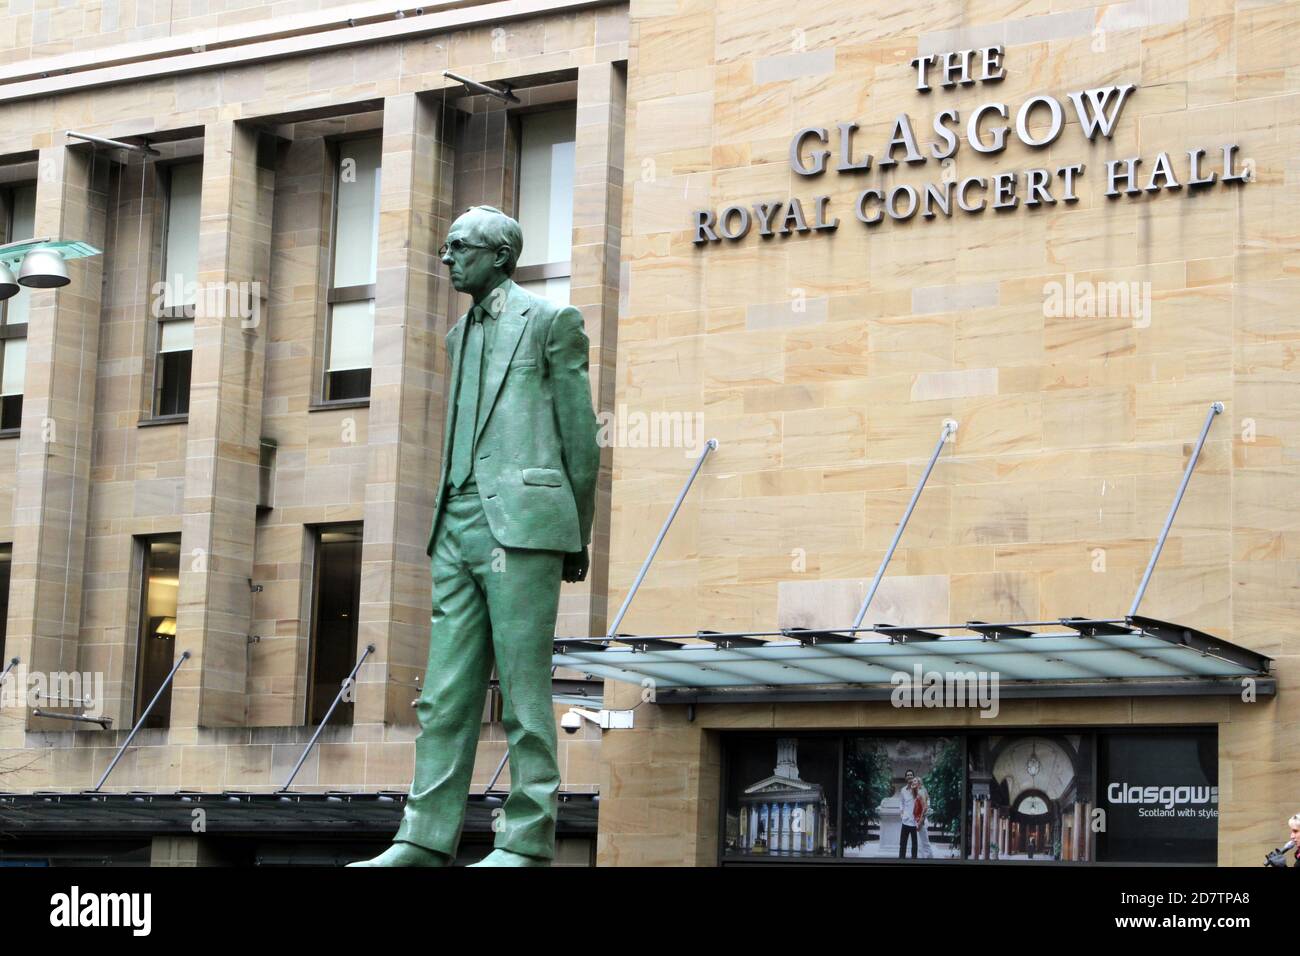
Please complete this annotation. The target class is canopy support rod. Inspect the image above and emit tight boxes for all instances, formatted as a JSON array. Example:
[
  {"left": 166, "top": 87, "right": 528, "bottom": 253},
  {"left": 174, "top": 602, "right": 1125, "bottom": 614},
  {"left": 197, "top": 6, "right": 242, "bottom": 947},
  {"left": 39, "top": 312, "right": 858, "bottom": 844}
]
[
  {"left": 442, "top": 70, "right": 520, "bottom": 103},
  {"left": 853, "top": 420, "right": 957, "bottom": 630},
  {"left": 1129, "top": 401, "right": 1224, "bottom": 618},
  {"left": 0, "top": 656, "right": 17, "bottom": 687},
  {"left": 93, "top": 650, "right": 190, "bottom": 792},
  {"left": 485, "top": 750, "right": 509, "bottom": 794},
  {"left": 607, "top": 438, "right": 719, "bottom": 639},
  {"left": 31, "top": 709, "right": 111, "bottom": 729},
  {"left": 499, "top": 436, "right": 719, "bottom": 793},
  {"left": 65, "top": 130, "right": 161, "bottom": 156},
  {"left": 279, "top": 643, "right": 374, "bottom": 792}
]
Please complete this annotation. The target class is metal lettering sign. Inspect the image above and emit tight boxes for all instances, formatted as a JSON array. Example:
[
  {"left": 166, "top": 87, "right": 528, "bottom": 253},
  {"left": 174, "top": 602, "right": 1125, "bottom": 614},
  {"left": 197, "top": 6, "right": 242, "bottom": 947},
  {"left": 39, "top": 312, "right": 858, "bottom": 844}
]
[{"left": 692, "top": 46, "right": 1248, "bottom": 244}]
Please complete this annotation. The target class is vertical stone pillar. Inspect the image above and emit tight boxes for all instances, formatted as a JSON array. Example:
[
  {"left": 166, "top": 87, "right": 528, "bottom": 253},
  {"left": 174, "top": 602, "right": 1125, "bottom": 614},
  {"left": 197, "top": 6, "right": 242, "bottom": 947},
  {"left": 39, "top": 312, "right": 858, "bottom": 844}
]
[
  {"left": 450, "top": 100, "right": 517, "bottom": 221},
  {"left": 443, "top": 98, "right": 516, "bottom": 331},
  {"left": 557, "top": 61, "right": 626, "bottom": 639},
  {"left": 359, "top": 92, "right": 455, "bottom": 728},
  {"left": 79, "top": 155, "right": 170, "bottom": 733},
  {"left": 172, "top": 121, "right": 275, "bottom": 731},
  {"left": 478, "top": 100, "right": 517, "bottom": 213},
  {"left": 2, "top": 143, "right": 108, "bottom": 737}
]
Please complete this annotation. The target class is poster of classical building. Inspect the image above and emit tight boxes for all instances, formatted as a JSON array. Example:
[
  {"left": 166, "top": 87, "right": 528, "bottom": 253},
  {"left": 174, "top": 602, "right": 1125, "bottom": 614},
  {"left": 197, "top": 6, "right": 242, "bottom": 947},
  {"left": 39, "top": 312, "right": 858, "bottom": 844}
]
[
  {"left": 723, "top": 737, "right": 837, "bottom": 857},
  {"left": 843, "top": 737, "right": 962, "bottom": 860}
]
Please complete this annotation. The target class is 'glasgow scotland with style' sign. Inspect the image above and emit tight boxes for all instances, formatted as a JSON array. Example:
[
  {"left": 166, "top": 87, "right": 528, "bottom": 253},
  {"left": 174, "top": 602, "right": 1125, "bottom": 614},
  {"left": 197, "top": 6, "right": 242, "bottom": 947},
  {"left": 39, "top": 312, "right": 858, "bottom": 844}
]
[{"left": 691, "top": 45, "right": 1250, "bottom": 244}]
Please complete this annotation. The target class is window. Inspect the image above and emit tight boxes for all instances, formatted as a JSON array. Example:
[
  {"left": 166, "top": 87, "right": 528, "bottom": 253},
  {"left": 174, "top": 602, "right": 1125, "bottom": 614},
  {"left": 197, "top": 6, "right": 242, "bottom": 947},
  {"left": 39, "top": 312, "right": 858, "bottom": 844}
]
[
  {"left": 722, "top": 728, "right": 1217, "bottom": 864},
  {"left": 0, "top": 183, "right": 35, "bottom": 432},
  {"left": 967, "top": 734, "right": 1092, "bottom": 862},
  {"left": 724, "top": 736, "right": 839, "bottom": 858},
  {"left": 0, "top": 543, "right": 10, "bottom": 665},
  {"left": 324, "top": 137, "right": 381, "bottom": 402},
  {"left": 134, "top": 535, "right": 181, "bottom": 729},
  {"left": 152, "top": 162, "right": 201, "bottom": 418},
  {"left": 1095, "top": 730, "right": 1217, "bottom": 863},
  {"left": 848, "top": 735, "right": 963, "bottom": 860},
  {"left": 307, "top": 523, "right": 363, "bottom": 725},
  {"left": 514, "top": 108, "right": 575, "bottom": 305}
]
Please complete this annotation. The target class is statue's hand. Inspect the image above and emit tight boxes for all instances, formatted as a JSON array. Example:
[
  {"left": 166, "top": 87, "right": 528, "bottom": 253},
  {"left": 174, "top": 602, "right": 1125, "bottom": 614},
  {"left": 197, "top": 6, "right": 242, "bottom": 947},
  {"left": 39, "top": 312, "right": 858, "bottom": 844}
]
[{"left": 563, "top": 546, "right": 590, "bottom": 583}]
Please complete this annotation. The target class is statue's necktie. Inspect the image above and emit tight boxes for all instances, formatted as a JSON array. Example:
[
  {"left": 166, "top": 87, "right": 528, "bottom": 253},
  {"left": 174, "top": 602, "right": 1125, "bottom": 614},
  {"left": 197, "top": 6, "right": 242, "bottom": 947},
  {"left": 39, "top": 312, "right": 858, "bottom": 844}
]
[{"left": 449, "top": 308, "right": 485, "bottom": 488}]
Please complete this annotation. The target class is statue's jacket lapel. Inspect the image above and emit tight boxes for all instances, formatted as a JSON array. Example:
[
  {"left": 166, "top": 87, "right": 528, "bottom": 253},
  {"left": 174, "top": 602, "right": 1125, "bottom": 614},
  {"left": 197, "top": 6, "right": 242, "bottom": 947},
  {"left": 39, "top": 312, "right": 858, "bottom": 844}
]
[{"left": 474, "top": 281, "right": 531, "bottom": 449}]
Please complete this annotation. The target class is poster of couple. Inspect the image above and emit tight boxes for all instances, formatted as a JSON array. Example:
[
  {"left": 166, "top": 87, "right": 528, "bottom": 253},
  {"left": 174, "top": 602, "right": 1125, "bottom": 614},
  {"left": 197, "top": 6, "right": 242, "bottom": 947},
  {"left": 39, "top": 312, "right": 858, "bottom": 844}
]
[{"left": 843, "top": 736, "right": 962, "bottom": 860}]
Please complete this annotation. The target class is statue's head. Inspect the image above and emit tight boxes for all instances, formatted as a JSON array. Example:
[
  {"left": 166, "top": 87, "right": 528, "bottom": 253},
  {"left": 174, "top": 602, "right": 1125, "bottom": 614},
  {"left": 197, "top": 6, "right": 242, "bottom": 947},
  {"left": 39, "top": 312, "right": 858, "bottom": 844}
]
[{"left": 441, "top": 205, "right": 523, "bottom": 302}]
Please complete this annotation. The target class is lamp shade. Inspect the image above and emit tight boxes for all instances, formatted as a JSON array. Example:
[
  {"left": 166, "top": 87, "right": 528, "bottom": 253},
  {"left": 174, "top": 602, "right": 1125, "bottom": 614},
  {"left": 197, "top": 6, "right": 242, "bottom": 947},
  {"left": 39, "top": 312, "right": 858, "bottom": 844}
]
[
  {"left": 17, "top": 248, "right": 69, "bottom": 289},
  {"left": 0, "top": 261, "right": 17, "bottom": 301}
]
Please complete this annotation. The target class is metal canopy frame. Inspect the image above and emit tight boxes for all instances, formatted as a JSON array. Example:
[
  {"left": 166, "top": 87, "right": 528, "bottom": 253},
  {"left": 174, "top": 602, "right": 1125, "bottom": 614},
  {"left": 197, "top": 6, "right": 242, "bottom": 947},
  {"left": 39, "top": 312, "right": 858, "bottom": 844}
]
[
  {"left": 552, "top": 405, "right": 1253, "bottom": 705},
  {"left": 552, "top": 614, "right": 1272, "bottom": 703},
  {"left": 0, "top": 790, "right": 599, "bottom": 838}
]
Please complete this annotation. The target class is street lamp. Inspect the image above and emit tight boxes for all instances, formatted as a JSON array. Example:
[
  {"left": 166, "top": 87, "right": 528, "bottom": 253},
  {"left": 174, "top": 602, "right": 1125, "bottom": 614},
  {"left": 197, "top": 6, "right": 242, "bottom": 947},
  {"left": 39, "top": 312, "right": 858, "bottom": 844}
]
[
  {"left": 0, "top": 237, "right": 102, "bottom": 300},
  {"left": 0, "top": 261, "right": 17, "bottom": 300},
  {"left": 17, "top": 248, "right": 69, "bottom": 288}
]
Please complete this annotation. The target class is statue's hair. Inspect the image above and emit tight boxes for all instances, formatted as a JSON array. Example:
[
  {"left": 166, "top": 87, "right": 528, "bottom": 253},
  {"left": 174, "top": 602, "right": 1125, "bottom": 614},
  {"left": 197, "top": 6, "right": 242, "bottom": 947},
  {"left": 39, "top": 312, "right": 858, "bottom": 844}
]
[{"left": 461, "top": 205, "right": 523, "bottom": 275}]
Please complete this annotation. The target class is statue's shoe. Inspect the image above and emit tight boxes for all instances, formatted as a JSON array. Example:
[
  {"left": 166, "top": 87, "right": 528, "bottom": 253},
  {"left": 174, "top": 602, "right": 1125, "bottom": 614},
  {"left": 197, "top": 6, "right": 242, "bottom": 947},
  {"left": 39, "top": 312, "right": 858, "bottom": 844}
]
[
  {"left": 467, "top": 849, "right": 550, "bottom": 867},
  {"left": 346, "top": 843, "right": 449, "bottom": 867}
]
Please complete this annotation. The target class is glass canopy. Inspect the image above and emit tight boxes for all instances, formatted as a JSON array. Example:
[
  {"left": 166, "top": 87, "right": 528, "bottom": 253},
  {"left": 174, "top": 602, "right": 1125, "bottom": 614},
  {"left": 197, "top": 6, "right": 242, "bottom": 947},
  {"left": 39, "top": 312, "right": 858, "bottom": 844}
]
[
  {"left": 0, "top": 238, "right": 102, "bottom": 265},
  {"left": 552, "top": 615, "right": 1273, "bottom": 702}
]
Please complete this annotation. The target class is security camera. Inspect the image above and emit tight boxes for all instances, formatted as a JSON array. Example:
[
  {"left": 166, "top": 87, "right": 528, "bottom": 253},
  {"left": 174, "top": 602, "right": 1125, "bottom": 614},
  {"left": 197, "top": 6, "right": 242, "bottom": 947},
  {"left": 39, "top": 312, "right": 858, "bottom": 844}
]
[{"left": 562, "top": 707, "right": 635, "bottom": 733}]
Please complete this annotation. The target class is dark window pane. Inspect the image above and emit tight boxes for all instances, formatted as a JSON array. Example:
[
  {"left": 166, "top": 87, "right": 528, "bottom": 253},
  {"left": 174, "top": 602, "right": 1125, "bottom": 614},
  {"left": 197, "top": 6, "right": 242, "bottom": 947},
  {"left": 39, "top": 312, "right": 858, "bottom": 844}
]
[
  {"left": 135, "top": 535, "right": 181, "bottom": 729},
  {"left": 308, "top": 524, "right": 363, "bottom": 725},
  {"left": 723, "top": 736, "right": 838, "bottom": 858},
  {"left": 0, "top": 394, "right": 21, "bottom": 431},
  {"left": 1096, "top": 731, "right": 1217, "bottom": 863},
  {"left": 0, "top": 543, "right": 11, "bottom": 665},
  {"left": 156, "top": 349, "right": 192, "bottom": 416},
  {"left": 326, "top": 367, "right": 370, "bottom": 402}
]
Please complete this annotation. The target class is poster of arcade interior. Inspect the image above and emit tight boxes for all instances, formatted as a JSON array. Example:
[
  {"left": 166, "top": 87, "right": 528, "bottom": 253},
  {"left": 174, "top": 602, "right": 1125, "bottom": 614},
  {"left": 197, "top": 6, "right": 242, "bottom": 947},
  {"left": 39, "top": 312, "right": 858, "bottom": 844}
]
[
  {"left": 721, "top": 731, "right": 1218, "bottom": 863},
  {"left": 967, "top": 734, "right": 1093, "bottom": 862}
]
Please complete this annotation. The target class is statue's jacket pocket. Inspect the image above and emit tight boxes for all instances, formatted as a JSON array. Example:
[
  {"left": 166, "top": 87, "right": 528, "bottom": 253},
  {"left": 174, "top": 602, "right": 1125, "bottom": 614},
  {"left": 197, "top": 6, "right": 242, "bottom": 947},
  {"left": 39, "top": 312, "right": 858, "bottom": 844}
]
[{"left": 520, "top": 467, "right": 564, "bottom": 487}]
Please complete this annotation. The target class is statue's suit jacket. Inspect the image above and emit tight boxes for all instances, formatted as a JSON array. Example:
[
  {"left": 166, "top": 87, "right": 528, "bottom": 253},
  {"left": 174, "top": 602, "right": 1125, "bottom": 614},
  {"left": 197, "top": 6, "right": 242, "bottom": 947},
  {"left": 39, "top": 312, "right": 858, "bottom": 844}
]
[{"left": 425, "top": 279, "right": 599, "bottom": 557}]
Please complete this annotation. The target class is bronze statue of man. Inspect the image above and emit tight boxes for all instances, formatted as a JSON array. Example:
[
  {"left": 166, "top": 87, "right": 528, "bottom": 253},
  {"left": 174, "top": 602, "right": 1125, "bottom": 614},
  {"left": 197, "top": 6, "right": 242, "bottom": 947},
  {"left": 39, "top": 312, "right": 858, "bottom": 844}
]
[{"left": 350, "top": 205, "right": 598, "bottom": 867}]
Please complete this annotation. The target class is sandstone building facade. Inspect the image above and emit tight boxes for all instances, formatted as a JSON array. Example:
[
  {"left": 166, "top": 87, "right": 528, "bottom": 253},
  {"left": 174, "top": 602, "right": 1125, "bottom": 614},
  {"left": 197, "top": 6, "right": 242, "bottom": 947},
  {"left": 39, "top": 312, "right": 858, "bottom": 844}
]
[{"left": 0, "top": 0, "right": 1294, "bottom": 868}]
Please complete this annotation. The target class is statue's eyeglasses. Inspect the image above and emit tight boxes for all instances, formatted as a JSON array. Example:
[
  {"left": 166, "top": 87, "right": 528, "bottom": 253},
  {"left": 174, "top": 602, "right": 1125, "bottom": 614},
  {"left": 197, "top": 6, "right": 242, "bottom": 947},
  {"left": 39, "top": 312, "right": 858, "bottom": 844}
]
[{"left": 439, "top": 238, "right": 492, "bottom": 257}]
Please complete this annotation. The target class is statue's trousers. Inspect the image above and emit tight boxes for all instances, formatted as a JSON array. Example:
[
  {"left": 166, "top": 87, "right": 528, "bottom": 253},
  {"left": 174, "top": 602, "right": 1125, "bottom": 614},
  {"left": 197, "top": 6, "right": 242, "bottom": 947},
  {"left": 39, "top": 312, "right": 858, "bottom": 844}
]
[{"left": 395, "top": 490, "right": 564, "bottom": 859}]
